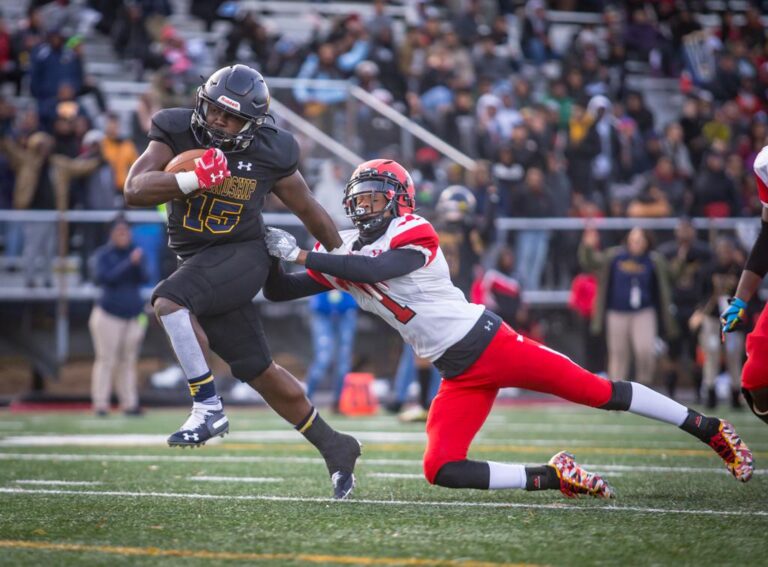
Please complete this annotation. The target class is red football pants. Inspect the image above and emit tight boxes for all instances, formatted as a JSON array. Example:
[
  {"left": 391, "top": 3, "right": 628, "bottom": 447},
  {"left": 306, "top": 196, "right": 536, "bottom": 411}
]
[
  {"left": 423, "top": 323, "right": 613, "bottom": 483},
  {"left": 743, "top": 304, "right": 768, "bottom": 390}
]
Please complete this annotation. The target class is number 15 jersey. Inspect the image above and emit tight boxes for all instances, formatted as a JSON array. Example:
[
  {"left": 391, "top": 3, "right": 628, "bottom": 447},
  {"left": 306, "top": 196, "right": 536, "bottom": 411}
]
[{"left": 307, "top": 214, "right": 485, "bottom": 362}]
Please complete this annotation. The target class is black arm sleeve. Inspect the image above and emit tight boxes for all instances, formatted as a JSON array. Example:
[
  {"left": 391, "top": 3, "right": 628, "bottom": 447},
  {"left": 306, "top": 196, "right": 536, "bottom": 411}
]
[
  {"left": 263, "top": 258, "right": 329, "bottom": 302},
  {"left": 745, "top": 220, "right": 768, "bottom": 278},
  {"left": 304, "top": 248, "right": 426, "bottom": 284}
]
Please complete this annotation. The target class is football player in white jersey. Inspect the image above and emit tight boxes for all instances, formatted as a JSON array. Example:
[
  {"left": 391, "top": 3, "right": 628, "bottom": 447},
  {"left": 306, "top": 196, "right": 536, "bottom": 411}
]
[
  {"left": 264, "top": 159, "right": 753, "bottom": 498},
  {"left": 720, "top": 144, "right": 768, "bottom": 425}
]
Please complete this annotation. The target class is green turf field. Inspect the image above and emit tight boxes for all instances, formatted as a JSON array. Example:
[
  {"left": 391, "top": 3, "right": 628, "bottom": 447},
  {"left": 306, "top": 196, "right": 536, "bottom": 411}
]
[{"left": 0, "top": 404, "right": 765, "bottom": 566}]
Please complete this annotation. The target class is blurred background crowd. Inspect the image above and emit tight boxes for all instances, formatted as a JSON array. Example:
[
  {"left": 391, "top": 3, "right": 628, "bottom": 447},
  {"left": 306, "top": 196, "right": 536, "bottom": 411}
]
[{"left": 1, "top": 0, "right": 767, "bottom": 410}]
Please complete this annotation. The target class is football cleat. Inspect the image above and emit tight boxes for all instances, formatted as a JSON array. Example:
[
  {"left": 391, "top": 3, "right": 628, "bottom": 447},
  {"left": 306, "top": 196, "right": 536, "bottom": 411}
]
[
  {"left": 331, "top": 471, "right": 356, "bottom": 500},
  {"left": 706, "top": 420, "right": 754, "bottom": 482},
  {"left": 167, "top": 404, "right": 229, "bottom": 448},
  {"left": 548, "top": 451, "right": 615, "bottom": 499},
  {"left": 328, "top": 434, "right": 362, "bottom": 500}
]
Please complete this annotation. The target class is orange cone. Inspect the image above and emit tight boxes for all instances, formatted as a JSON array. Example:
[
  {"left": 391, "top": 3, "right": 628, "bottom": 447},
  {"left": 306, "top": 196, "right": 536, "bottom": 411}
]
[{"left": 338, "top": 372, "right": 379, "bottom": 416}]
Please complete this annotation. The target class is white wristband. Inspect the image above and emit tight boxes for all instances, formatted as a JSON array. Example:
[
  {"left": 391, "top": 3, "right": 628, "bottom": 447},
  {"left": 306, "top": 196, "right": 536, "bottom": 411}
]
[{"left": 175, "top": 171, "right": 200, "bottom": 195}]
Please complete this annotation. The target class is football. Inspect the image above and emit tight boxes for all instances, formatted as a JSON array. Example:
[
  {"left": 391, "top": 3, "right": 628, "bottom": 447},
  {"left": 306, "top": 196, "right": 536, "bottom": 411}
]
[{"left": 164, "top": 148, "right": 207, "bottom": 173}]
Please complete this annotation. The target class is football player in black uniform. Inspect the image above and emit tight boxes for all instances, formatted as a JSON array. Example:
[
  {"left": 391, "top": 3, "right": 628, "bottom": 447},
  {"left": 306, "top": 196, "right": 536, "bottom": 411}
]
[{"left": 124, "top": 64, "right": 360, "bottom": 499}]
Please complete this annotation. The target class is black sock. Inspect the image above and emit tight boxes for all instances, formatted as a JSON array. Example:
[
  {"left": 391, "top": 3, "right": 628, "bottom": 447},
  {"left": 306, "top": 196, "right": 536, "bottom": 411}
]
[
  {"left": 679, "top": 409, "right": 720, "bottom": 442},
  {"left": 524, "top": 466, "right": 560, "bottom": 491},
  {"left": 296, "top": 407, "right": 359, "bottom": 474},
  {"left": 434, "top": 460, "right": 490, "bottom": 489}
]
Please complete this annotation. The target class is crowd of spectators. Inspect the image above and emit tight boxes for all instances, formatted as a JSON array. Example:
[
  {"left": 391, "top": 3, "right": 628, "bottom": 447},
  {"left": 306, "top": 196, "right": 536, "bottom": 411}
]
[{"left": 0, "top": 0, "right": 765, "bottom": 397}]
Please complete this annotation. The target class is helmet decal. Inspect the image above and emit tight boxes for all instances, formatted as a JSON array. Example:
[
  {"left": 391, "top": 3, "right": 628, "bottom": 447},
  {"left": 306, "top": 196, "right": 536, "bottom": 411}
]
[{"left": 216, "top": 95, "right": 241, "bottom": 111}]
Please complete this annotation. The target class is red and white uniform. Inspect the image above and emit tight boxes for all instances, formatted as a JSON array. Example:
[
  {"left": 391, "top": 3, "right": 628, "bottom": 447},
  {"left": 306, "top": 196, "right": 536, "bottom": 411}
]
[
  {"left": 742, "top": 147, "right": 768, "bottom": 391},
  {"left": 754, "top": 146, "right": 768, "bottom": 207},
  {"left": 309, "top": 214, "right": 614, "bottom": 483},
  {"left": 307, "top": 214, "right": 485, "bottom": 362}
]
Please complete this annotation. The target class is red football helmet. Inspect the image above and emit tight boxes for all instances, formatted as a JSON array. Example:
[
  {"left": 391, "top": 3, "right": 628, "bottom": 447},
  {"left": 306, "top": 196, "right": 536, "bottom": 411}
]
[{"left": 343, "top": 159, "right": 416, "bottom": 235}]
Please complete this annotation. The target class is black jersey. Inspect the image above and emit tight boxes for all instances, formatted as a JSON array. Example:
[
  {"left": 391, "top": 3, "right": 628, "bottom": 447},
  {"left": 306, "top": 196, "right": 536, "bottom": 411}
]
[{"left": 148, "top": 108, "right": 299, "bottom": 259}]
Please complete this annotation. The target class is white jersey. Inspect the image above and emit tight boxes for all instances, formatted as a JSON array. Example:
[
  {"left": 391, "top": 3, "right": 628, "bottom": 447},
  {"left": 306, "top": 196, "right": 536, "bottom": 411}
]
[{"left": 307, "top": 214, "right": 485, "bottom": 361}]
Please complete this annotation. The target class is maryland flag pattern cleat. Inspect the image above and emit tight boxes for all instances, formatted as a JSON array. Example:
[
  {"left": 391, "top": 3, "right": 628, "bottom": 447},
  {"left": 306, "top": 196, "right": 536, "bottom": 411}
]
[
  {"left": 167, "top": 405, "right": 229, "bottom": 448},
  {"left": 548, "top": 451, "right": 615, "bottom": 499},
  {"left": 707, "top": 420, "right": 754, "bottom": 482}
]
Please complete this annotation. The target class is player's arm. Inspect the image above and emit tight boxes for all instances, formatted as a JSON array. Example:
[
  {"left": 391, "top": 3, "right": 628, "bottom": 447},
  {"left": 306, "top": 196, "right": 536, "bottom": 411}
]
[
  {"left": 123, "top": 141, "right": 183, "bottom": 207},
  {"left": 262, "top": 258, "right": 329, "bottom": 301},
  {"left": 124, "top": 143, "right": 231, "bottom": 207},
  {"left": 721, "top": 206, "right": 768, "bottom": 333},
  {"left": 271, "top": 171, "right": 343, "bottom": 251},
  {"left": 265, "top": 227, "right": 425, "bottom": 284}
]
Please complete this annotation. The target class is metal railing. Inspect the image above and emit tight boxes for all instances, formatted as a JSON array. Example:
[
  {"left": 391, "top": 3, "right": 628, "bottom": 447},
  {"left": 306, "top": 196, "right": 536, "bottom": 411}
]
[{"left": 0, "top": 210, "right": 759, "bottom": 361}]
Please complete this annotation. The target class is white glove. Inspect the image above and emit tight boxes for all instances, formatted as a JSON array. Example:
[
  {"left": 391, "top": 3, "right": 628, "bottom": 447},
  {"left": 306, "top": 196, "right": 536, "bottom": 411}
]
[{"left": 265, "top": 227, "right": 301, "bottom": 262}]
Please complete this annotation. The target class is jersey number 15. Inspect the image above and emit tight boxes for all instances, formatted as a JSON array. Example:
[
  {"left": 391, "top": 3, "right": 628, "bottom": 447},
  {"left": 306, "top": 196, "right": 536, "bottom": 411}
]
[{"left": 183, "top": 194, "right": 243, "bottom": 234}]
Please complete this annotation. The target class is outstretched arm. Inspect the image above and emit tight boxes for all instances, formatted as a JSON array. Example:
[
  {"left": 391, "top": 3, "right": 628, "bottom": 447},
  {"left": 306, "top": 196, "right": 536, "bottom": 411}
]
[
  {"left": 263, "top": 258, "right": 329, "bottom": 301},
  {"left": 266, "top": 227, "right": 430, "bottom": 284},
  {"left": 721, "top": 207, "right": 768, "bottom": 334},
  {"left": 299, "top": 248, "right": 426, "bottom": 284}
]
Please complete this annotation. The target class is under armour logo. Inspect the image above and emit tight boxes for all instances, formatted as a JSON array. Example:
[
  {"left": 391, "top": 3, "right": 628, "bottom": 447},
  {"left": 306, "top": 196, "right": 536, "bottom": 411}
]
[
  {"left": 484, "top": 320, "right": 493, "bottom": 331},
  {"left": 237, "top": 161, "right": 252, "bottom": 171},
  {"left": 210, "top": 171, "right": 225, "bottom": 183},
  {"left": 183, "top": 432, "right": 200, "bottom": 441}
]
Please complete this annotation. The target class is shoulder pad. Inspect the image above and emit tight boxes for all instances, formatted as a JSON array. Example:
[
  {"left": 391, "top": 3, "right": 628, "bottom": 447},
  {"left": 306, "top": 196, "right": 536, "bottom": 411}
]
[{"left": 151, "top": 108, "right": 193, "bottom": 134}]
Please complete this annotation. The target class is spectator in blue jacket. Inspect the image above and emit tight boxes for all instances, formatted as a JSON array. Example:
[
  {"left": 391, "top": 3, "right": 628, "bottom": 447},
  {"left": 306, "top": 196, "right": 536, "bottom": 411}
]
[
  {"left": 89, "top": 217, "right": 149, "bottom": 416},
  {"left": 305, "top": 289, "right": 358, "bottom": 412}
]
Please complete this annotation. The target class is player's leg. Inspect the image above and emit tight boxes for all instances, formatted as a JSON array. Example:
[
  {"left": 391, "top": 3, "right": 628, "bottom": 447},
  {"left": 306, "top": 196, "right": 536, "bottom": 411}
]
[
  {"left": 206, "top": 304, "right": 361, "bottom": 500},
  {"left": 152, "top": 242, "right": 270, "bottom": 446},
  {"left": 488, "top": 323, "right": 753, "bottom": 482},
  {"left": 423, "top": 376, "right": 613, "bottom": 498},
  {"left": 741, "top": 305, "right": 768, "bottom": 425}
]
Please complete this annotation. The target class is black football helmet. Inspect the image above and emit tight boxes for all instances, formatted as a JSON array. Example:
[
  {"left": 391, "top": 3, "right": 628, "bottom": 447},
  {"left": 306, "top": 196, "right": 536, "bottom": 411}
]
[
  {"left": 436, "top": 185, "right": 477, "bottom": 223},
  {"left": 191, "top": 64, "right": 270, "bottom": 152}
]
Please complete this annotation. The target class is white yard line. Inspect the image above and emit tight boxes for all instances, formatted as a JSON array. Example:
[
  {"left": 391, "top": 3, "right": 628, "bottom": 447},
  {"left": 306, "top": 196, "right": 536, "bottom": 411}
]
[
  {"left": 368, "top": 472, "right": 423, "bottom": 479},
  {"left": 0, "top": 487, "right": 764, "bottom": 517},
  {"left": 0, "top": 452, "right": 764, "bottom": 476},
  {"left": 5, "top": 432, "right": 762, "bottom": 451},
  {"left": 189, "top": 476, "right": 283, "bottom": 483},
  {"left": 14, "top": 480, "right": 103, "bottom": 486}
]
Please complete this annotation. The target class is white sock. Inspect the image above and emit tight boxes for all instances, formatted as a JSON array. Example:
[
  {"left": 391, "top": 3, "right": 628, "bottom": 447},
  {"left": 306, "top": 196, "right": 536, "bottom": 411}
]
[
  {"left": 193, "top": 399, "right": 222, "bottom": 411},
  {"left": 160, "top": 309, "right": 210, "bottom": 380},
  {"left": 628, "top": 383, "right": 688, "bottom": 426},
  {"left": 488, "top": 462, "right": 526, "bottom": 490}
]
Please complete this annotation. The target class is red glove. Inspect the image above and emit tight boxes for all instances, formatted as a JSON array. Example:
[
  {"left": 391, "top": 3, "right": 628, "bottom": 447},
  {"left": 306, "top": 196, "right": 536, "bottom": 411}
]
[
  {"left": 176, "top": 148, "right": 231, "bottom": 195},
  {"left": 194, "top": 148, "right": 231, "bottom": 190}
]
